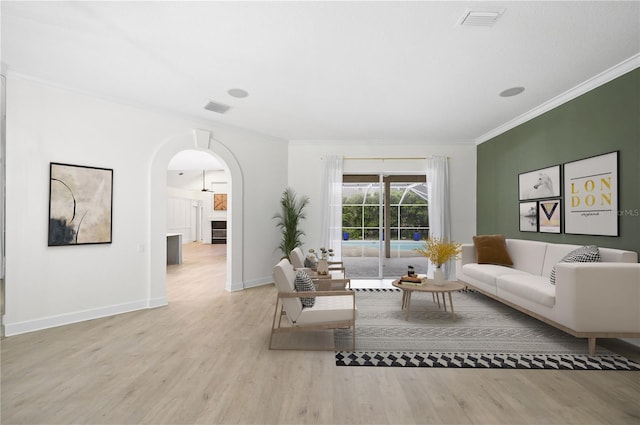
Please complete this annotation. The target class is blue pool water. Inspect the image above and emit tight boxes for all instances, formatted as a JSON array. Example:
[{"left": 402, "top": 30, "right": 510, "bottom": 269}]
[{"left": 342, "top": 240, "right": 423, "bottom": 250}]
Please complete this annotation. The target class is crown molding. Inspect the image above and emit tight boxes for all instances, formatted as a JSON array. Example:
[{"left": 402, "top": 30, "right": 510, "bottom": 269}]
[{"left": 475, "top": 54, "right": 640, "bottom": 145}]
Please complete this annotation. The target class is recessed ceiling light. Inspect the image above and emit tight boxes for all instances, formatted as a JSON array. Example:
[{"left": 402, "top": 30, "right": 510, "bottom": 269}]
[
  {"left": 499, "top": 87, "right": 525, "bottom": 97},
  {"left": 228, "top": 88, "right": 249, "bottom": 98}
]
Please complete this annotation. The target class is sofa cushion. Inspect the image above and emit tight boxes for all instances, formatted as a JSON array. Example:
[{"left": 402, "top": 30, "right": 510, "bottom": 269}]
[
  {"left": 462, "top": 263, "right": 529, "bottom": 287},
  {"left": 472, "top": 234, "right": 514, "bottom": 266},
  {"left": 294, "top": 270, "right": 316, "bottom": 307},
  {"left": 296, "top": 295, "right": 357, "bottom": 325},
  {"left": 497, "top": 274, "right": 556, "bottom": 308},
  {"left": 549, "top": 245, "right": 600, "bottom": 285},
  {"left": 506, "top": 239, "right": 548, "bottom": 275}
]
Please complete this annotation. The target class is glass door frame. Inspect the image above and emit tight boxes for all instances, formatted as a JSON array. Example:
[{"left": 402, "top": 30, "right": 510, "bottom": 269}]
[{"left": 343, "top": 174, "right": 427, "bottom": 279}]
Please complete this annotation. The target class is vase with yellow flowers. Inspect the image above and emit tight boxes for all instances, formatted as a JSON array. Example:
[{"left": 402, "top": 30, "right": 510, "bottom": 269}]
[{"left": 414, "top": 236, "right": 462, "bottom": 285}]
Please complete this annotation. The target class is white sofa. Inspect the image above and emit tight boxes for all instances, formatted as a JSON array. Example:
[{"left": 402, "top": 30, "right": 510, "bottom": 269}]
[{"left": 456, "top": 238, "right": 640, "bottom": 354}]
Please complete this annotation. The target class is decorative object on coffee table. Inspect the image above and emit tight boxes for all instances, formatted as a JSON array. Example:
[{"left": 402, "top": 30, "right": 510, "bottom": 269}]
[{"left": 414, "top": 236, "right": 461, "bottom": 283}]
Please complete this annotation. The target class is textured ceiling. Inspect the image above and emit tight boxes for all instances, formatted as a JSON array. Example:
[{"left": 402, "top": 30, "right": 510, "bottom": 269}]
[{"left": 2, "top": 1, "right": 639, "bottom": 143}]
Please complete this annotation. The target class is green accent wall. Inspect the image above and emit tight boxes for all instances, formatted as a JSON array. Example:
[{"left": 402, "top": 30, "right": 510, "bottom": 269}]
[{"left": 477, "top": 68, "right": 639, "bottom": 254}]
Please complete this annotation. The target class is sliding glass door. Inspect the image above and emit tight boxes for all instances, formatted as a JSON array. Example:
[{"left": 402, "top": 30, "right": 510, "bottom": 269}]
[{"left": 342, "top": 175, "right": 429, "bottom": 279}]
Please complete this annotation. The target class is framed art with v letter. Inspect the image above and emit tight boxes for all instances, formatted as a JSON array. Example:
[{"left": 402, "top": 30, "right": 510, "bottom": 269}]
[{"left": 539, "top": 199, "right": 561, "bottom": 233}]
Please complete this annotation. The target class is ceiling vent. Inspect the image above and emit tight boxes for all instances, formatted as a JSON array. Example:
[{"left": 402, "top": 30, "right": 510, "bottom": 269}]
[
  {"left": 204, "top": 100, "right": 231, "bottom": 114},
  {"left": 459, "top": 9, "right": 504, "bottom": 27}
]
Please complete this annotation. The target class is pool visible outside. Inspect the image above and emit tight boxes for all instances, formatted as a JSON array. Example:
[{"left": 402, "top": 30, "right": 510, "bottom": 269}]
[
  {"left": 341, "top": 240, "right": 428, "bottom": 277},
  {"left": 341, "top": 240, "right": 425, "bottom": 259},
  {"left": 342, "top": 240, "right": 424, "bottom": 250}
]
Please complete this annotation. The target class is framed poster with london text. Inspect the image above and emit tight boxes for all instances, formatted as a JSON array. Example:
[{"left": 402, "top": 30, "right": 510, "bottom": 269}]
[{"left": 563, "top": 151, "right": 618, "bottom": 236}]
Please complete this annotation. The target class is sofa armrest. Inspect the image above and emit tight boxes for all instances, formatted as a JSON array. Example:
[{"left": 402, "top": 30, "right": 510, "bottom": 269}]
[
  {"left": 459, "top": 243, "right": 476, "bottom": 265},
  {"left": 456, "top": 244, "right": 476, "bottom": 277},
  {"left": 554, "top": 262, "right": 640, "bottom": 333}
]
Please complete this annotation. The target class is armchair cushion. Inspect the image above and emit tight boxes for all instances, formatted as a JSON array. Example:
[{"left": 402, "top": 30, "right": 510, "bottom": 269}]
[{"left": 294, "top": 270, "right": 316, "bottom": 307}]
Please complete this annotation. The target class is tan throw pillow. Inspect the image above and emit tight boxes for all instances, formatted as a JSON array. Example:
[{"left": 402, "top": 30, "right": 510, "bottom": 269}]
[{"left": 472, "top": 235, "right": 514, "bottom": 266}]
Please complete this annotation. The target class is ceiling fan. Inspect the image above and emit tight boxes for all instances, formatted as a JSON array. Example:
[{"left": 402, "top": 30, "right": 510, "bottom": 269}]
[{"left": 201, "top": 170, "right": 214, "bottom": 193}]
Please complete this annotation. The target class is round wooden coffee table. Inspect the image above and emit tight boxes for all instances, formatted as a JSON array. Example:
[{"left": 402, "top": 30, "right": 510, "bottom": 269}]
[{"left": 391, "top": 279, "right": 465, "bottom": 320}]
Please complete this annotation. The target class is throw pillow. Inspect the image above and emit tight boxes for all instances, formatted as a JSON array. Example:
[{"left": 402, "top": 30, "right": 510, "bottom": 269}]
[
  {"left": 294, "top": 270, "right": 316, "bottom": 308},
  {"left": 472, "top": 234, "right": 514, "bottom": 266},
  {"left": 549, "top": 245, "right": 600, "bottom": 285}
]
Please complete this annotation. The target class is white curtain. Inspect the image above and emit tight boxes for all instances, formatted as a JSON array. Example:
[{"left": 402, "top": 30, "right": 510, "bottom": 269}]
[
  {"left": 426, "top": 156, "right": 453, "bottom": 279},
  {"left": 320, "top": 156, "right": 343, "bottom": 259}
]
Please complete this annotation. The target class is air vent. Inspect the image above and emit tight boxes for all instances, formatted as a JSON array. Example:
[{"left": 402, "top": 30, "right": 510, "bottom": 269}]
[
  {"left": 204, "top": 100, "right": 231, "bottom": 114},
  {"left": 459, "top": 9, "right": 504, "bottom": 27}
]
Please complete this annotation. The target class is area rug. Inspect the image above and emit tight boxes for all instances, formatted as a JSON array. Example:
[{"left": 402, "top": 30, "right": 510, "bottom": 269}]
[{"left": 334, "top": 288, "right": 640, "bottom": 370}]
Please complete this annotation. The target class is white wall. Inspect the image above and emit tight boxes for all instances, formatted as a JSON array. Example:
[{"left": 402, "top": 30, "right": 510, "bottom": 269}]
[
  {"left": 288, "top": 140, "right": 477, "bottom": 254},
  {"left": 4, "top": 74, "right": 476, "bottom": 336},
  {"left": 4, "top": 74, "right": 287, "bottom": 335}
]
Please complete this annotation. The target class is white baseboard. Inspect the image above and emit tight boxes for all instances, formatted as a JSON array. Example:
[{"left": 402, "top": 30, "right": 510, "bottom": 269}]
[
  {"left": 241, "top": 276, "right": 273, "bottom": 291},
  {"left": 4, "top": 299, "right": 165, "bottom": 336},
  {"left": 148, "top": 297, "right": 168, "bottom": 308}
]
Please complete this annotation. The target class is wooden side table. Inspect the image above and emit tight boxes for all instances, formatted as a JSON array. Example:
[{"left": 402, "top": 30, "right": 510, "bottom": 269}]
[{"left": 391, "top": 279, "right": 465, "bottom": 320}]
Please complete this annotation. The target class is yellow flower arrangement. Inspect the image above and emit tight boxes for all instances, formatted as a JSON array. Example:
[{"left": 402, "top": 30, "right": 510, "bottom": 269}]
[{"left": 414, "top": 237, "right": 461, "bottom": 268}]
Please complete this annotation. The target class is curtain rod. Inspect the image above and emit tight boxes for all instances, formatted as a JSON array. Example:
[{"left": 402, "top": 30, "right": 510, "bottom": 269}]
[{"left": 343, "top": 156, "right": 448, "bottom": 160}]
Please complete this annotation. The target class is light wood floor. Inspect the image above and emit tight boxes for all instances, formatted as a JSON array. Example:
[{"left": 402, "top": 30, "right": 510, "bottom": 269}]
[{"left": 2, "top": 242, "right": 640, "bottom": 424}]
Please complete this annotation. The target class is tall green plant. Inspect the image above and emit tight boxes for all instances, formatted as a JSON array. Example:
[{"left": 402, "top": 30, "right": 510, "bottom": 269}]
[{"left": 273, "top": 187, "right": 310, "bottom": 258}]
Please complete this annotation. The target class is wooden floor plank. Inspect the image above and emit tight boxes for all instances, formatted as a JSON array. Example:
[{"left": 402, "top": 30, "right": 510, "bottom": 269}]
[{"left": 2, "top": 242, "right": 639, "bottom": 424}]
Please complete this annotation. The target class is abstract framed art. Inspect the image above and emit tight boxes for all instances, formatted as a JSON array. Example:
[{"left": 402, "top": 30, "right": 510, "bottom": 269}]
[
  {"left": 518, "top": 165, "right": 561, "bottom": 201},
  {"left": 563, "top": 151, "right": 618, "bottom": 236},
  {"left": 539, "top": 199, "right": 561, "bottom": 233},
  {"left": 48, "top": 162, "right": 113, "bottom": 246}
]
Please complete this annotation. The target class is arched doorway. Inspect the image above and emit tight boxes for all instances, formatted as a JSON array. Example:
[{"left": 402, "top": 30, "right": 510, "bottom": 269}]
[{"left": 149, "top": 130, "right": 244, "bottom": 307}]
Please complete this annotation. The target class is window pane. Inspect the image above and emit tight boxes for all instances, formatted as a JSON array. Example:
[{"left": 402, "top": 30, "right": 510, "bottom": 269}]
[
  {"left": 342, "top": 205, "right": 361, "bottom": 227},
  {"left": 363, "top": 206, "right": 379, "bottom": 227},
  {"left": 389, "top": 205, "right": 399, "bottom": 227}
]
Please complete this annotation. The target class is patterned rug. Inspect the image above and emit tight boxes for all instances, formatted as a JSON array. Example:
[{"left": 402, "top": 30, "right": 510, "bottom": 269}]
[{"left": 334, "top": 288, "right": 640, "bottom": 370}]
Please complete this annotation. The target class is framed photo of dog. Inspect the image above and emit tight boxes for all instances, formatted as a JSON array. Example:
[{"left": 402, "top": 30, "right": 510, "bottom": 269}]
[{"left": 518, "top": 165, "right": 561, "bottom": 201}]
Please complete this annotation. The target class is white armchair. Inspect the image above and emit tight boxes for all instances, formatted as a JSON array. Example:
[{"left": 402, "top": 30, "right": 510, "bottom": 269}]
[{"left": 270, "top": 258, "right": 356, "bottom": 350}]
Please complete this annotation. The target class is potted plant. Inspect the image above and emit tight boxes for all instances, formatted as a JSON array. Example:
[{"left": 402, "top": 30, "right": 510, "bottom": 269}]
[
  {"left": 414, "top": 236, "right": 461, "bottom": 285},
  {"left": 273, "top": 187, "right": 310, "bottom": 259}
]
